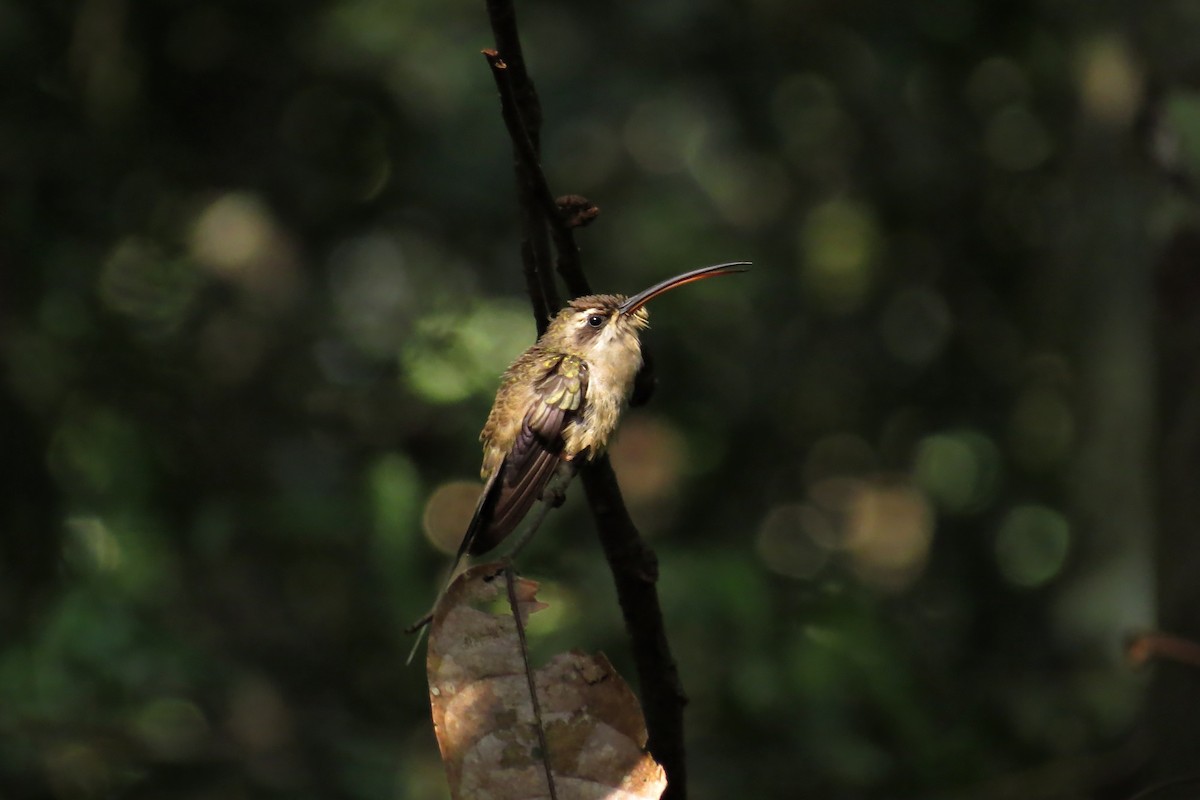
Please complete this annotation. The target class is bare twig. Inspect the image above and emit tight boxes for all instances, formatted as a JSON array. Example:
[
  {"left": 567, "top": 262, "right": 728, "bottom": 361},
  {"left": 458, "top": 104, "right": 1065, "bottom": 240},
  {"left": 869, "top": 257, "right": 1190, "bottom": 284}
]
[
  {"left": 482, "top": 2, "right": 687, "bottom": 796},
  {"left": 404, "top": 611, "right": 432, "bottom": 636},
  {"left": 557, "top": 195, "right": 601, "bottom": 229},
  {"left": 1128, "top": 630, "right": 1200, "bottom": 669},
  {"left": 581, "top": 459, "right": 688, "bottom": 791},
  {"left": 483, "top": 50, "right": 558, "bottom": 330},
  {"left": 480, "top": 49, "right": 590, "bottom": 299},
  {"left": 504, "top": 562, "right": 559, "bottom": 800},
  {"left": 483, "top": 0, "right": 541, "bottom": 147}
]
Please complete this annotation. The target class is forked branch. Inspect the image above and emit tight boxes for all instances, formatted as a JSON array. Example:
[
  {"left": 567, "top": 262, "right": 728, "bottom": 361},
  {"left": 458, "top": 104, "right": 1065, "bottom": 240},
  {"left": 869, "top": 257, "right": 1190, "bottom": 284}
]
[{"left": 482, "top": 2, "right": 689, "bottom": 797}]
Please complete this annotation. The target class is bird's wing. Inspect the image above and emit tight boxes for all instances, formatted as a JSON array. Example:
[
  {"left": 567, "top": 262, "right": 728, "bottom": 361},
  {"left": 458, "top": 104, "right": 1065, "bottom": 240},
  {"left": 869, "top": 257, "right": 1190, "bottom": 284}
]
[
  {"left": 460, "top": 353, "right": 588, "bottom": 557},
  {"left": 411, "top": 355, "right": 586, "bottom": 667}
]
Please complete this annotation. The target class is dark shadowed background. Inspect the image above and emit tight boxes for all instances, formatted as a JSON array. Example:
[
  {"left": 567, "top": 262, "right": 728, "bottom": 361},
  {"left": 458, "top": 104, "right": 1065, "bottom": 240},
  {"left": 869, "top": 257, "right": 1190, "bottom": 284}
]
[{"left": 5, "top": 1, "right": 1200, "bottom": 798}]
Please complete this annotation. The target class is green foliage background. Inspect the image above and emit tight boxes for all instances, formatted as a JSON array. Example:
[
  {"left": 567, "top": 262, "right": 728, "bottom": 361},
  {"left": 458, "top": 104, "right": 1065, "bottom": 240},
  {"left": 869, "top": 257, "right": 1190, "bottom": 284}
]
[{"left": 4, "top": 0, "right": 1200, "bottom": 797}]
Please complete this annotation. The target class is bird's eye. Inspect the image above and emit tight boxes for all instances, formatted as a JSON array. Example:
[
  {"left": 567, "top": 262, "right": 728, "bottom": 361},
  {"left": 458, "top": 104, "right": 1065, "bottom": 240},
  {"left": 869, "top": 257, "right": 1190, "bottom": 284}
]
[{"left": 587, "top": 314, "right": 605, "bottom": 328}]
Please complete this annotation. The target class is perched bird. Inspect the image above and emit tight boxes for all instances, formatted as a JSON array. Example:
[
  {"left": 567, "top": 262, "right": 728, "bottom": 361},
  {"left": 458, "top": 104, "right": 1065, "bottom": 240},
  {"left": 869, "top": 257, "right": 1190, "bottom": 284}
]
[
  {"left": 406, "top": 261, "right": 749, "bottom": 657},
  {"left": 456, "top": 261, "right": 751, "bottom": 562}
]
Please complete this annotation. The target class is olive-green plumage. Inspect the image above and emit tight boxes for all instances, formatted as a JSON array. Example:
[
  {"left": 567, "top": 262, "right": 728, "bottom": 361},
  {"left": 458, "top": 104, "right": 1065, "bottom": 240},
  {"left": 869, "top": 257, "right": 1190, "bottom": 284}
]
[{"left": 455, "top": 262, "right": 750, "bottom": 559}]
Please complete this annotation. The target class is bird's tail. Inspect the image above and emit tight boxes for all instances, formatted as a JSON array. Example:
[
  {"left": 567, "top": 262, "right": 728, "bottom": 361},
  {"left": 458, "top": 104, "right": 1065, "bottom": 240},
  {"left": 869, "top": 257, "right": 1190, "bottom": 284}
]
[{"left": 404, "top": 469, "right": 503, "bottom": 666}]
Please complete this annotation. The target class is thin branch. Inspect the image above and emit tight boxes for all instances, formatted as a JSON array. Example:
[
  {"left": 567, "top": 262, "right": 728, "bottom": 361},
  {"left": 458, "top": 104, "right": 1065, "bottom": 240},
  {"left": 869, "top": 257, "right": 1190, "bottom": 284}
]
[
  {"left": 1128, "top": 630, "right": 1200, "bottom": 669},
  {"left": 484, "top": 0, "right": 541, "bottom": 149},
  {"left": 479, "top": 48, "right": 591, "bottom": 299},
  {"left": 581, "top": 458, "right": 688, "bottom": 796},
  {"left": 504, "top": 562, "right": 559, "bottom": 800},
  {"left": 481, "top": 50, "right": 546, "bottom": 198},
  {"left": 557, "top": 195, "right": 601, "bottom": 229},
  {"left": 483, "top": 50, "right": 558, "bottom": 330},
  {"left": 483, "top": 2, "right": 687, "bottom": 797}
]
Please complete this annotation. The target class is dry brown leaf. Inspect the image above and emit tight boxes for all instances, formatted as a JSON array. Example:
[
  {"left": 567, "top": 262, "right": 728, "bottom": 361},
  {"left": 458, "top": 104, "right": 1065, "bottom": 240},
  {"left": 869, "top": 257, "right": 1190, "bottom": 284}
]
[{"left": 427, "top": 563, "right": 666, "bottom": 800}]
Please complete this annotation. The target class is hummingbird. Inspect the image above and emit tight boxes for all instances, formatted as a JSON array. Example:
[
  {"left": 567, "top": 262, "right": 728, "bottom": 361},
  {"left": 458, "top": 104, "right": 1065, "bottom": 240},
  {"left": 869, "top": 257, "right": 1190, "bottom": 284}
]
[
  {"left": 454, "top": 260, "right": 751, "bottom": 563},
  {"left": 405, "top": 261, "right": 749, "bottom": 657}
]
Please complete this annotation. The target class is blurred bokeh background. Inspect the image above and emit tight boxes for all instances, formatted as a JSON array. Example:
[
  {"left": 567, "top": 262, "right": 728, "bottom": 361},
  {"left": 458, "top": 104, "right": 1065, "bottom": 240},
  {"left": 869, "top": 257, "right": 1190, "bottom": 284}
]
[{"left": 6, "top": 0, "right": 1200, "bottom": 797}]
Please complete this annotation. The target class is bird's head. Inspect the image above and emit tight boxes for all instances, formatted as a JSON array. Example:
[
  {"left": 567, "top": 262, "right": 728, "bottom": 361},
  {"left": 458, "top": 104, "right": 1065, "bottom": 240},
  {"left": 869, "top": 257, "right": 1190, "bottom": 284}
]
[{"left": 546, "top": 261, "right": 751, "bottom": 358}]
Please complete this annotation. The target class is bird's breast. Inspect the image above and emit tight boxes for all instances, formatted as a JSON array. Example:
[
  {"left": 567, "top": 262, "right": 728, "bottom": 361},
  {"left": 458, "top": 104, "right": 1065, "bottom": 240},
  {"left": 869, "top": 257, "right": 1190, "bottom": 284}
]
[{"left": 566, "top": 338, "right": 643, "bottom": 457}]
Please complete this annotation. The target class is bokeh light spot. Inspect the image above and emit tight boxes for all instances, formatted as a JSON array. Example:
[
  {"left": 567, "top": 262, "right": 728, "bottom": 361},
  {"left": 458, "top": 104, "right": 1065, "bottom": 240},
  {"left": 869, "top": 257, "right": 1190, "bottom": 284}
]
[
  {"left": 402, "top": 302, "right": 532, "bottom": 404},
  {"left": 995, "top": 504, "right": 1071, "bottom": 588},
  {"left": 99, "top": 238, "right": 203, "bottom": 339},
  {"left": 189, "top": 192, "right": 301, "bottom": 311},
  {"left": 190, "top": 193, "right": 273, "bottom": 276},
  {"left": 66, "top": 516, "right": 122, "bottom": 573},
  {"left": 799, "top": 199, "right": 881, "bottom": 313},
  {"left": 808, "top": 475, "right": 864, "bottom": 514},
  {"left": 914, "top": 430, "right": 1002, "bottom": 514},
  {"left": 422, "top": 480, "right": 482, "bottom": 555},
  {"left": 845, "top": 482, "right": 934, "bottom": 592},
  {"left": 755, "top": 504, "right": 832, "bottom": 579},
  {"left": 1077, "top": 35, "right": 1141, "bottom": 126},
  {"left": 369, "top": 454, "right": 421, "bottom": 547},
  {"left": 608, "top": 416, "right": 685, "bottom": 507}
]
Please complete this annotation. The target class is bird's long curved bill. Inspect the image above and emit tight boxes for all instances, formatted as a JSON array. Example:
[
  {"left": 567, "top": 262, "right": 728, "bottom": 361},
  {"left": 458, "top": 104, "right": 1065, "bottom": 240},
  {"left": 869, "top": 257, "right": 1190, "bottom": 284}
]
[{"left": 618, "top": 261, "right": 751, "bottom": 315}]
